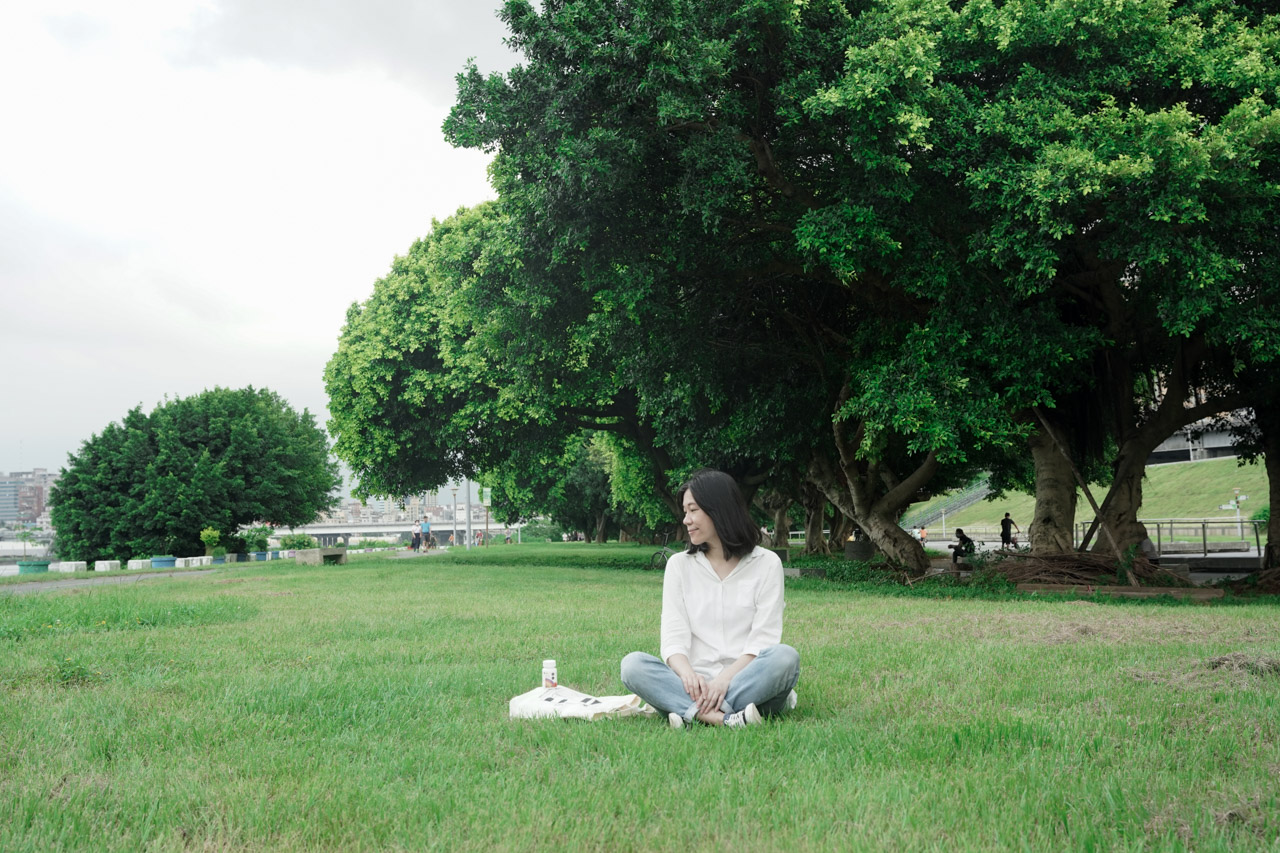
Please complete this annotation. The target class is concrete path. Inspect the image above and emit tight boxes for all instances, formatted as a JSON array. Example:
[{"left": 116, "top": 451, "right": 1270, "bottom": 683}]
[{"left": 0, "top": 569, "right": 220, "bottom": 596}]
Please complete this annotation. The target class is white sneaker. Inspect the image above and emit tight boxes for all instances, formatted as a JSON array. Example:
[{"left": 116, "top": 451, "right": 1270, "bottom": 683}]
[
  {"left": 723, "top": 703, "right": 762, "bottom": 728},
  {"left": 786, "top": 690, "right": 798, "bottom": 711},
  {"left": 668, "top": 712, "right": 684, "bottom": 729}
]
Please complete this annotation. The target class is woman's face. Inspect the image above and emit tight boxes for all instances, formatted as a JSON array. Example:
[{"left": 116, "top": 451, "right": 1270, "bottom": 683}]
[{"left": 683, "top": 489, "right": 719, "bottom": 549}]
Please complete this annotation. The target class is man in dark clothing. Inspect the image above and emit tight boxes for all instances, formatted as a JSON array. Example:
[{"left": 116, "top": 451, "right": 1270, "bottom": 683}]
[
  {"left": 950, "top": 529, "right": 976, "bottom": 564},
  {"left": 1000, "top": 513, "right": 1020, "bottom": 548}
]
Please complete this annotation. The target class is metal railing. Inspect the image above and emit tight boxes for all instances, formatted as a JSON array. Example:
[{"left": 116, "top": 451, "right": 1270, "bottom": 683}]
[
  {"left": 1073, "top": 518, "right": 1265, "bottom": 561},
  {"left": 899, "top": 478, "right": 993, "bottom": 531}
]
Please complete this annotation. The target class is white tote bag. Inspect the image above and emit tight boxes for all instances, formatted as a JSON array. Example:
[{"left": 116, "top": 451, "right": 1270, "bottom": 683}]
[{"left": 508, "top": 685, "right": 657, "bottom": 721}]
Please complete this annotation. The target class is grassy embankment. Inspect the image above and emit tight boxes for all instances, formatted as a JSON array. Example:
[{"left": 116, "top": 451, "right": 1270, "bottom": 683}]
[
  {"left": 3, "top": 544, "right": 1279, "bottom": 850},
  {"left": 912, "top": 456, "right": 1269, "bottom": 538}
]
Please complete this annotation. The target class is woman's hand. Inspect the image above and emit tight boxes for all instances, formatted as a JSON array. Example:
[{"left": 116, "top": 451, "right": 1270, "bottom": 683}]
[
  {"left": 668, "top": 655, "right": 705, "bottom": 705},
  {"left": 698, "top": 673, "right": 733, "bottom": 716},
  {"left": 680, "top": 670, "right": 705, "bottom": 704}
]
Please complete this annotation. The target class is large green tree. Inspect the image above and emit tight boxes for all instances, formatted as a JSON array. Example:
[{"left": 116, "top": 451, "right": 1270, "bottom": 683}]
[
  {"left": 892, "top": 0, "right": 1280, "bottom": 554},
  {"left": 443, "top": 0, "right": 1280, "bottom": 567},
  {"left": 329, "top": 0, "right": 1279, "bottom": 572},
  {"left": 50, "top": 387, "right": 340, "bottom": 562},
  {"left": 442, "top": 0, "right": 1056, "bottom": 571}
]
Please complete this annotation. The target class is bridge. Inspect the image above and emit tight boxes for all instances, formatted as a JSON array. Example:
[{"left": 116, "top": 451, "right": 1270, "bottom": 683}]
[{"left": 279, "top": 519, "right": 512, "bottom": 547}]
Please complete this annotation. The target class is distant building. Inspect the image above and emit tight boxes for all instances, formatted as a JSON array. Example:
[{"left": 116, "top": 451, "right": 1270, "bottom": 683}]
[
  {"left": 1148, "top": 415, "right": 1246, "bottom": 465},
  {"left": 0, "top": 478, "right": 18, "bottom": 523},
  {"left": 0, "top": 469, "right": 57, "bottom": 523}
]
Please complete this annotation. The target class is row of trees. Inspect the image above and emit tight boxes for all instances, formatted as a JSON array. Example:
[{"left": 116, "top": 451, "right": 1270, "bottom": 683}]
[
  {"left": 51, "top": 387, "right": 340, "bottom": 562},
  {"left": 326, "top": 0, "right": 1280, "bottom": 571}
]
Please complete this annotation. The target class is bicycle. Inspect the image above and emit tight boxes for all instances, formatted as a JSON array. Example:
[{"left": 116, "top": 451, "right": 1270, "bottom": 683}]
[{"left": 649, "top": 534, "right": 678, "bottom": 570}]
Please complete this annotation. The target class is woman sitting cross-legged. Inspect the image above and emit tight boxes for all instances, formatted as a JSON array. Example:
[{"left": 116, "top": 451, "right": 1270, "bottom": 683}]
[{"left": 621, "top": 469, "right": 800, "bottom": 728}]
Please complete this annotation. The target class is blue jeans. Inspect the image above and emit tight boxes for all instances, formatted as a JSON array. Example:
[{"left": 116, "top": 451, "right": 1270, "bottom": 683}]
[{"left": 620, "top": 644, "right": 800, "bottom": 723}]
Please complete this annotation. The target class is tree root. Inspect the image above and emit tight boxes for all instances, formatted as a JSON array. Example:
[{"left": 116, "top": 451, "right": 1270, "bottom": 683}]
[{"left": 982, "top": 552, "right": 1195, "bottom": 588}]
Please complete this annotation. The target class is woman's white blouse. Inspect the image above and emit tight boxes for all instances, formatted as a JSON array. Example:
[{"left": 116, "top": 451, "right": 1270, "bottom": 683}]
[{"left": 659, "top": 545, "right": 785, "bottom": 678}]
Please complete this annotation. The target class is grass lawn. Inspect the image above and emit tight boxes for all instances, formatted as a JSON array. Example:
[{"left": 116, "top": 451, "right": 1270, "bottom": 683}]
[{"left": 3, "top": 544, "right": 1279, "bottom": 851}]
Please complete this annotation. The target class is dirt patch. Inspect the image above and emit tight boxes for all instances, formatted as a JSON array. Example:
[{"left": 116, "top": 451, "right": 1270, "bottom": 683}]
[
  {"left": 1042, "top": 623, "right": 1102, "bottom": 645},
  {"left": 964, "top": 610, "right": 1227, "bottom": 646},
  {"left": 1205, "top": 652, "right": 1280, "bottom": 677},
  {"left": 1131, "top": 653, "right": 1280, "bottom": 690},
  {"left": 1213, "top": 796, "right": 1271, "bottom": 838}
]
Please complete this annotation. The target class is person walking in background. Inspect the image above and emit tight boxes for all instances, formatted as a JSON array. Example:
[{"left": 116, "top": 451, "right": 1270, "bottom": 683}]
[
  {"left": 1000, "top": 513, "right": 1020, "bottom": 549},
  {"left": 621, "top": 469, "right": 800, "bottom": 729},
  {"left": 420, "top": 516, "right": 432, "bottom": 551}
]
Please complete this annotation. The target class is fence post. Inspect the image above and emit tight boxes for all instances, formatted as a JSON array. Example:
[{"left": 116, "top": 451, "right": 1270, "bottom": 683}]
[
  {"left": 1201, "top": 522, "right": 1208, "bottom": 557},
  {"left": 1256, "top": 520, "right": 1264, "bottom": 570}
]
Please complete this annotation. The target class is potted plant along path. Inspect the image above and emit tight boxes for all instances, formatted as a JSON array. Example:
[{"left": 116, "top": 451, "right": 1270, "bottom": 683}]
[
  {"left": 245, "top": 526, "right": 272, "bottom": 561},
  {"left": 15, "top": 528, "right": 51, "bottom": 574},
  {"left": 200, "top": 527, "right": 220, "bottom": 557}
]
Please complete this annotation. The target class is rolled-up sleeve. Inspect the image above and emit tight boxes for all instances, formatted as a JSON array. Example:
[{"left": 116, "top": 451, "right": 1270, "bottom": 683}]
[
  {"left": 659, "top": 556, "right": 692, "bottom": 664},
  {"left": 742, "top": 553, "right": 784, "bottom": 656}
]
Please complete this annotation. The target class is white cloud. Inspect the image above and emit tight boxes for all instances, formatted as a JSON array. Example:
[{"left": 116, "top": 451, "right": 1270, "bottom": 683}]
[{"left": 0, "top": 1, "right": 513, "bottom": 474}]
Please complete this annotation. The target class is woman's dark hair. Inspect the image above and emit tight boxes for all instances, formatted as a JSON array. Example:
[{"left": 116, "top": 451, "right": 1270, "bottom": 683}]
[{"left": 678, "top": 469, "right": 761, "bottom": 560}]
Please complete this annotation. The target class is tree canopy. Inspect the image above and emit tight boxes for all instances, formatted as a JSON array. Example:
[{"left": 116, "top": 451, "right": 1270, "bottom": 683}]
[
  {"left": 50, "top": 387, "right": 340, "bottom": 562},
  {"left": 328, "top": 0, "right": 1280, "bottom": 570}
]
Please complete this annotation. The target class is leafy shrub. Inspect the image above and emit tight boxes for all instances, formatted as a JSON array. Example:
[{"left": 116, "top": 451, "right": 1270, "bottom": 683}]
[
  {"left": 519, "top": 520, "right": 566, "bottom": 542},
  {"left": 199, "top": 527, "right": 221, "bottom": 553},
  {"left": 280, "top": 533, "right": 317, "bottom": 550},
  {"left": 969, "top": 566, "right": 1018, "bottom": 593},
  {"left": 1252, "top": 505, "right": 1270, "bottom": 523},
  {"left": 243, "top": 526, "right": 273, "bottom": 552}
]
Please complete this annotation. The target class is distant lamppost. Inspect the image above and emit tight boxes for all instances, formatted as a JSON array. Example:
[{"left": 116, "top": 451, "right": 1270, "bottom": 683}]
[
  {"left": 464, "top": 477, "right": 473, "bottom": 550},
  {"left": 451, "top": 487, "right": 458, "bottom": 546}
]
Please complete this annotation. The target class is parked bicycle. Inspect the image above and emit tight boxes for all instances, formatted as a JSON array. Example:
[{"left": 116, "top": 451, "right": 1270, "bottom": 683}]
[{"left": 649, "top": 534, "right": 679, "bottom": 570}]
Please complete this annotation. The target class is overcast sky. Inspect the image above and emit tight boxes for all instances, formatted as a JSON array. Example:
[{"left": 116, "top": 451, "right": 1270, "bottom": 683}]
[{"left": 0, "top": 0, "right": 519, "bottom": 486}]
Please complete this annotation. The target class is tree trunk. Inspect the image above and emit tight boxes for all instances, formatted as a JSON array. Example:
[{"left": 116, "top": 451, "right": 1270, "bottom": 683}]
[
  {"left": 1088, "top": 441, "right": 1156, "bottom": 556},
  {"left": 800, "top": 482, "right": 830, "bottom": 555},
  {"left": 862, "top": 512, "right": 929, "bottom": 570},
  {"left": 594, "top": 511, "right": 608, "bottom": 544},
  {"left": 1263, "top": 414, "right": 1280, "bottom": 570},
  {"left": 807, "top": 450, "right": 934, "bottom": 575},
  {"left": 830, "top": 509, "right": 855, "bottom": 549},
  {"left": 771, "top": 507, "right": 791, "bottom": 549},
  {"left": 1264, "top": 458, "right": 1279, "bottom": 570},
  {"left": 803, "top": 384, "right": 938, "bottom": 575},
  {"left": 756, "top": 488, "right": 794, "bottom": 549},
  {"left": 1027, "top": 426, "right": 1078, "bottom": 554},
  {"left": 1086, "top": 334, "right": 1246, "bottom": 556}
]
